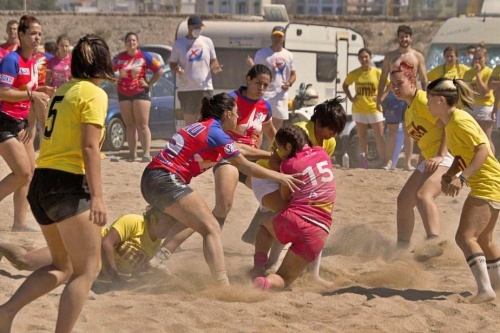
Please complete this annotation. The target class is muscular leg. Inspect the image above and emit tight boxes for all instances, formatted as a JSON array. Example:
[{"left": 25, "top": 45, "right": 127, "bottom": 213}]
[
  {"left": 0, "top": 243, "right": 51, "bottom": 271},
  {"left": 371, "top": 120, "right": 386, "bottom": 165},
  {"left": 212, "top": 164, "right": 239, "bottom": 228},
  {"left": 396, "top": 170, "right": 422, "bottom": 243},
  {"left": 384, "top": 123, "right": 398, "bottom": 168},
  {"left": 13, "top": 131, "right": 36, "bottom": 231}
]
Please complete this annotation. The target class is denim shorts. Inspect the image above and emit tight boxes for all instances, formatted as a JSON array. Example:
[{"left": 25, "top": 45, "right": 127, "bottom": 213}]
[{"left": 383, "top": 92, "right": 407, "bottom": 124}]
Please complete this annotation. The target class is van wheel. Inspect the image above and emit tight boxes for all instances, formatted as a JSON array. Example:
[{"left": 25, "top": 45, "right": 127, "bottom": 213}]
[
  {"left": 103, "top": 117, "right": 126, "bottom": 151},
  {"left": 348, "top": 128, "right": 379, "bottom": 168}
]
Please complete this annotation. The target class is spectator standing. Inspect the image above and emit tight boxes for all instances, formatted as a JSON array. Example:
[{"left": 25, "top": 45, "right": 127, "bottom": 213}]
[
  {"left": 113, "top": 32, "right": 163, "bottom": 162},
  {"left": 169, "top": 15, "right": 222, "bottom": 128},
  {"left": 0, "top": 19, "right": 19, "bottom": 53},
  {"left": 46, "top": 34, "right": 72, "bottom": 88},
  {"left": 376, "top": 25, "right": 428, "bottom": 171},
  {"left": 247, "top": 25, "right": 296, "bottom": 131}
]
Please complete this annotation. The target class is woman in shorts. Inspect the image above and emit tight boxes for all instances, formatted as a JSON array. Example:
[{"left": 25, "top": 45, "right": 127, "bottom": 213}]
[
  {"left": 141, "top": 92, "right": 302, "bottom": 286},
  {"left": 0, "top": 34, "right": 115, "bottom": 332},
  {"left": 463, "top": 43, "right": 495, "bottom": 154},
  {"left": 391, "top": 61, "right": 452, "bottom": 246},
  {"left": 113, "top": 32, "right": 163, "bottom": 162},
  {"left": 342, "top": 48, "right": 386, "bottom": 168},
  {"left": 251, "top": 124, "right": 337, "bottom": 291},
  {"left": 428, "top": 77, "right": 500, "bottom": 303},
  {"left": 0, "top": 15, "right": 51, "bottom": 232}
]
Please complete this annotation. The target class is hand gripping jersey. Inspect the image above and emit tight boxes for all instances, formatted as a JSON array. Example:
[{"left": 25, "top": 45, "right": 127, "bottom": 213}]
[
  {"left": 445, "top": 109, "right": 500, "bottom": 202},
  {"left": 405, "top": 90, "right": 443, "bottom": 160},
  {"left": 113, "top": 50, "right": 162, "bottom": 96},
  {"left": 280, "top": 145, "right": 336, "bottom": 233},
  {"left": 0, "top": 50, "right": 38, "bottom": 119},
  {"left": 147, "top": 118, "right": 240, "bottom": 183},
  {"left": 227, "top": 86, "right": 272, "bottom": 148}
]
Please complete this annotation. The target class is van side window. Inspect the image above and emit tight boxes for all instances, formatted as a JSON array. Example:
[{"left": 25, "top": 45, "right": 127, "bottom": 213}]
[{"left": 317, "top": 53, "right": 337, "bottom": 82}]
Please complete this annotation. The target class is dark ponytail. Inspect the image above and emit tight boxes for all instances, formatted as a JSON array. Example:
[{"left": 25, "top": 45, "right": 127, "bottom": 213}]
[
  {"left": 199, "top": 93, "right": 236, "bottom": 121},
  {"left": 275, "top": 124, "right": 312, "bottom": 158}
]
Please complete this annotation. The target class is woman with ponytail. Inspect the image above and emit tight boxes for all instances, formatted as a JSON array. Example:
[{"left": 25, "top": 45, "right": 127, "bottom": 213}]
[
  {"left": 0, "top": 34, "right": 115, "bottom": 332},
  {"left": 428, "top": 77, "right": 500, "bottom": 303}
]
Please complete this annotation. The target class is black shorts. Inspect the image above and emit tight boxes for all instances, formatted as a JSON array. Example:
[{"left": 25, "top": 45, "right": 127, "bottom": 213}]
[
  {"left": 212, "top": 159, "right": 249, "bottom": 184},
  {"left": 118, "top": 89, "right": 151, "bottom": 102},
  {"left": 27, "top": 168, "right": 91, "bottom": 225},
  {"left": 0, "top": 112, "right": 28, "bottom": 143},
  {"left": 141, "top": 168, "right": 193, "bottom": 210},
  {"left": 178, "top": 90, "right": 213, "bottom": 115}
]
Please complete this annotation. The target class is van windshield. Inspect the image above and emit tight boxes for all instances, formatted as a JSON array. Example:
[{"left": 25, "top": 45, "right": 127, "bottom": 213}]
[{"left": 426, "top": 44, "right": 500, "bottom": 71}]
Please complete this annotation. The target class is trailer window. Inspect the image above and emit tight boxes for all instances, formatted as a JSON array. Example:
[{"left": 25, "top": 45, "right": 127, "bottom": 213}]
[{"left": 317, "top": 53, "right": 337, "bottom": 82}]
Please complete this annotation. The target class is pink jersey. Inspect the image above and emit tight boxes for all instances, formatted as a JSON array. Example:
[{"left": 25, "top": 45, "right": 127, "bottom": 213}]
[
  {"left": 46, "top": 55, "right": 71, "bottom": 87},
  {"left": 280, "top": 145, "right": 336, "bottom": 233},
  {"left": 147, "top": 118, "right": 240, "bottom": 184},
  {"left": 0, "top": 51, "right": 38, "bottom": 120},
  {"left": 226, "top": 87, "right": 272, "bottom": 148},
  {"left": 113, "top": 50, "right": 162, "bottom": 96}
]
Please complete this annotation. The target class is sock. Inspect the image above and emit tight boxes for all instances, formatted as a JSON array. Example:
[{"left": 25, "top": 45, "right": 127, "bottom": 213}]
[
  {"left": 467, "top": 253, "right": 494, "bottom": 295},
  {"left": 392, "top": 123, "right": 404, "bottom": 168},
  {"left": 213, "top": 270, "right": 230, "bottom": 286},
  {"left": 214, "top": 215, "right": 226, "bottom": 229},
  {"left": 253, "top": 276, "right": 270, "bottom": 291},
  {"left": 156, "top": 247, "right": 172, "bottom": 261},
  {"left": 254, "top": 252, "right": 268, "bottom": 267},
  {"left": 487, "top": 257, "right": 500, "bottom": 290}
]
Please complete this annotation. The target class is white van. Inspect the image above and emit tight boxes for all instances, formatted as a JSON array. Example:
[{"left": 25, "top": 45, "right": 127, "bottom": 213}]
[{"left": 174, "top": 6, "right": 375, "bottom": 166}]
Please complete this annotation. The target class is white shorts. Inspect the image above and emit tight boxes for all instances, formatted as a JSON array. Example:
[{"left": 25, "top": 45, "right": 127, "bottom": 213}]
[
  {"left": 251, "top": 177, "right": 280, "bottom": 212},
  {"left": 267, "top": 95, "right": 289, "bottom": 120},
  {"left": 416, "top": 152, "right": 454, "bottom": 173},
  {"left": 468, "top": 105, "right": 494, "bottom": 122},
  {"left": 352, "top": 112, "right": 385, "bottom": 124}
]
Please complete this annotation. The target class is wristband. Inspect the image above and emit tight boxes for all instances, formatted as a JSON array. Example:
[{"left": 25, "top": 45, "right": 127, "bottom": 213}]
[{"left": 458, "top": 174, "right": 468, "bottom": 187}]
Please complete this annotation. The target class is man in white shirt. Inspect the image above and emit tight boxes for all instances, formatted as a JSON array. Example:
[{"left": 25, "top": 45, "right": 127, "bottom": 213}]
[
  {"left": 169, "top": 15, "right": 223, "bottom": 126},
  {"left": 247, "top": 26, "right": 296, "bottom": 130}
]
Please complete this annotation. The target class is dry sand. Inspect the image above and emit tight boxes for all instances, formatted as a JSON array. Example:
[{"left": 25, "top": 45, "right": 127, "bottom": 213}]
[{"left": 1, "top": 142, "right": 500, "bottom": 332}]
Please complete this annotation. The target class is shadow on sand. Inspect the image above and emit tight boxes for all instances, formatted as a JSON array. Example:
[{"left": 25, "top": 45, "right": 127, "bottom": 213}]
[{"left": 323, "top": 285, "right": 472, "bottom": 301}]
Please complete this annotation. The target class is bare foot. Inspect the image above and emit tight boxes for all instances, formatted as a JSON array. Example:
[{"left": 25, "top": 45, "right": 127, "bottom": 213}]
[
  {"left": 310, "top": 274, "right": 335, "bottom": 288},
  {"left": 469, "top": 289, "right": 496, "bottom": 304}
]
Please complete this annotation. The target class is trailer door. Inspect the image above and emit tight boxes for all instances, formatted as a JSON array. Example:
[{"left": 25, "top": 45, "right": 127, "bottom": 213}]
[{"left": 336, "top": 31, "right": 350, "bottom": 114}]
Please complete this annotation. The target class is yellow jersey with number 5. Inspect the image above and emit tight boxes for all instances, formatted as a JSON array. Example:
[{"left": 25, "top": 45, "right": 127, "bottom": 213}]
[{"left": 36, "top": 79, "right": 108, "bottom": 175}]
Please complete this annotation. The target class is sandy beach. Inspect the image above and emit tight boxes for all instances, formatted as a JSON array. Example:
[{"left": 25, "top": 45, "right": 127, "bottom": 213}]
[{"left": 1, "top": 142, "right": 500, "bottom": 332}]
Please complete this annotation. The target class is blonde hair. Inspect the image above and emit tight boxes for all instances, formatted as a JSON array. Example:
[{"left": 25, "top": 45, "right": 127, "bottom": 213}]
[{"left": 427, "top": 78, "right": 475, "bottom": 109}]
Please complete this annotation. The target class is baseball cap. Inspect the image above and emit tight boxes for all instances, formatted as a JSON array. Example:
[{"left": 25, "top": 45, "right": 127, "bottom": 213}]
[
  {"left": 272, "top": 26, "right": 285, "bottom": 36},
  {"left": 188, "top": 15, "right": 204, "bottom": 29}
]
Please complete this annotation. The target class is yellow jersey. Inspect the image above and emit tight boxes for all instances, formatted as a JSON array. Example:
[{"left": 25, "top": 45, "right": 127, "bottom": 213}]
[
  {"left": 405, "top": 90, "right": 443, "bottom": 160},
  {"left": 37, "top": 79, "right": 108, "bottom": 174},
  {"left": 344, "top": 67, "right": 387, "bottom": 114},
  {"left": 463, "top": 66, "right": 494, "bottom": 107},
  {"left": 101, "top": 214, "right": 162, "bottom": 275},
  {"left": 427, "top": 63, "right": 469, "bottom": 82},
  {"left": 445, "top": 109, "right": 500, "bottom": 202}
]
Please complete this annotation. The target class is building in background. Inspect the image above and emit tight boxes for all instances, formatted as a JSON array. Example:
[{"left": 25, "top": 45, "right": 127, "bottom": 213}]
[{"left": 195, "top": 0, "right": 272, "bottom": 15}]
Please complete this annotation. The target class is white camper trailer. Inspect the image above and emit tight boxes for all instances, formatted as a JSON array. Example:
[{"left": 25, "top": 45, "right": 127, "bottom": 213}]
[
  {"left": 174, "top": 6, "right": 375, "bottom": 166},
  {"left": 426, "top": 15, "right": 500, "bottom": 154}
]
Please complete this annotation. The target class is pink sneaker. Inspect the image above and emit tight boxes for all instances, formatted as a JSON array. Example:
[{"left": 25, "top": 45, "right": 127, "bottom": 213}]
[{"left": 253, "top": 277, "right": 271, "bottom": 291}]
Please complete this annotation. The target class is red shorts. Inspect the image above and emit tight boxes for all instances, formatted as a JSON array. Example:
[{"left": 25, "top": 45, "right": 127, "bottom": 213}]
[{"left": 273, "top": 210, "right": 329, "bottom": 262}]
